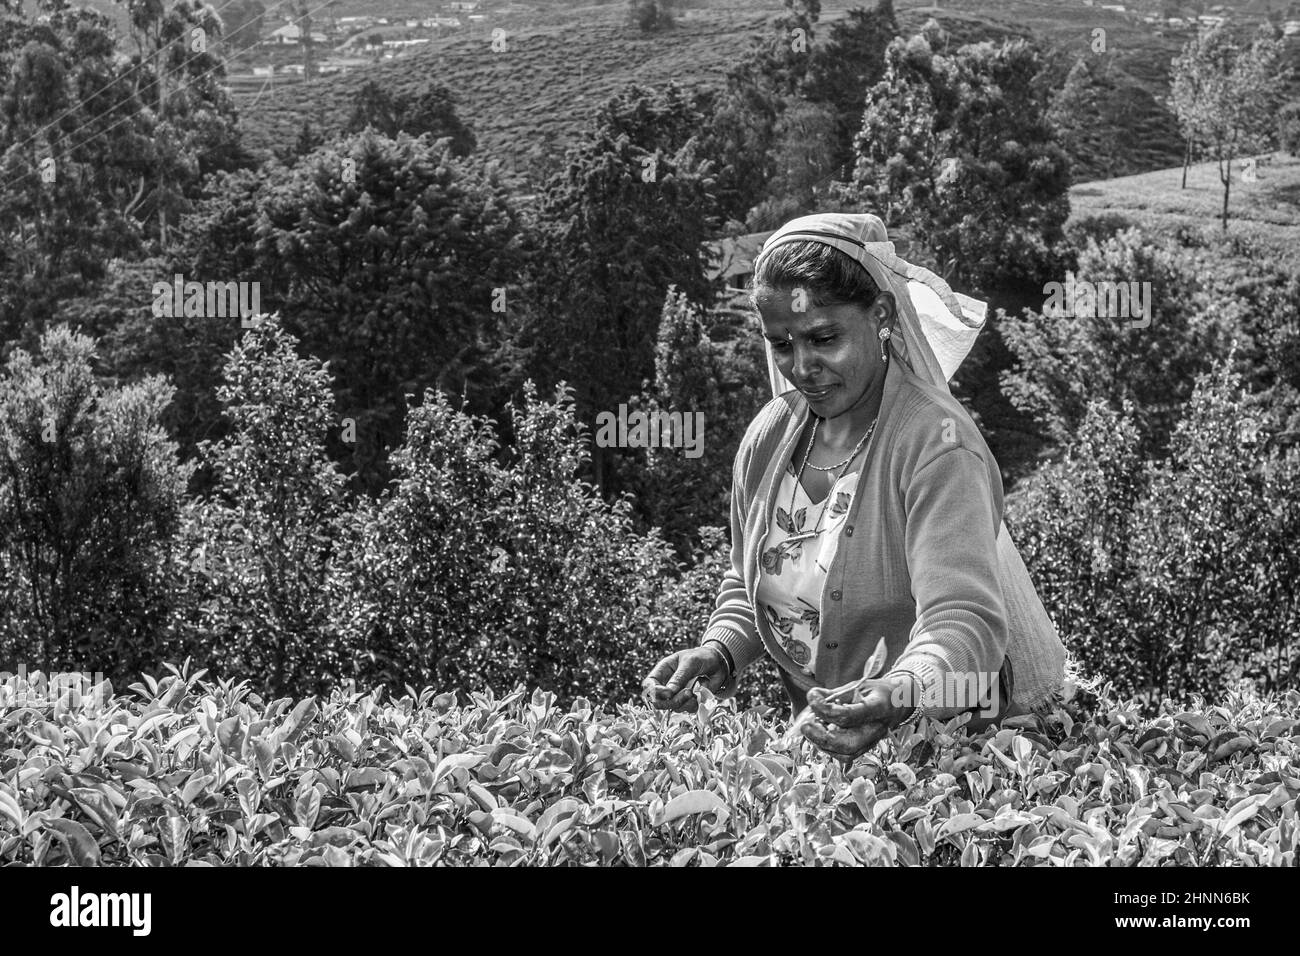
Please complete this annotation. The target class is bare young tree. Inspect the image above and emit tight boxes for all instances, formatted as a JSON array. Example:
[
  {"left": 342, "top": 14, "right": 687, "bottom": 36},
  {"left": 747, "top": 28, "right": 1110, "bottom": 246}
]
[{"left": 1168, "top": 24, "right": 1286, "bottom": 227}]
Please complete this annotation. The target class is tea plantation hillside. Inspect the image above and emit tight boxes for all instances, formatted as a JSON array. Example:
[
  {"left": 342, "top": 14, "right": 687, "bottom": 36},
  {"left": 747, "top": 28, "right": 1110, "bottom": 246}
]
[
  {"left": 226, "top": 0, "right": 1294, "bottom": 184},
  {"left": 1068, "top": 151, "right": 1300, "bottom": 273}
]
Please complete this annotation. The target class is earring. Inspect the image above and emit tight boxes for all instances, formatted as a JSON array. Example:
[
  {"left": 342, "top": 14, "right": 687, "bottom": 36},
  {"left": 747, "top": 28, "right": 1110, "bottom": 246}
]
[{"left": 879, "top": 327, "right": 892, "bottom": 363}]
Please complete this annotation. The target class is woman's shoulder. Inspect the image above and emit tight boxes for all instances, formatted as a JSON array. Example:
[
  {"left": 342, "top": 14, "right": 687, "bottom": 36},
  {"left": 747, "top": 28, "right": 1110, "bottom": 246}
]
[
  {"left": 889, "top": 368, "right": 996, "bottom": 473},
  {"left": 741, "top": 390, "right": 803, "bottom": 448}
]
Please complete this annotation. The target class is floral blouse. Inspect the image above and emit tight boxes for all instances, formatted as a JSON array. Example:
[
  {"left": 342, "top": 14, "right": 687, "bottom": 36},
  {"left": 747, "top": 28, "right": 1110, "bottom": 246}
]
[{"left": 756, "top": 459, "right": 859, "bottom": 678}]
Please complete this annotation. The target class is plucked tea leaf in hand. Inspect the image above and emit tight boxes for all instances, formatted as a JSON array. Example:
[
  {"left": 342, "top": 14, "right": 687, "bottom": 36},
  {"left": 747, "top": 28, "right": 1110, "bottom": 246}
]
[{"left": 862, "top": 636, "right": 889, "bottom": 680}]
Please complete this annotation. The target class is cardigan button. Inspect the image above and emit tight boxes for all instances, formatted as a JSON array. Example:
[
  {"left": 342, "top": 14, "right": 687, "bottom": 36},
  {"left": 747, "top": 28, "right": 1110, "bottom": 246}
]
[
  {"left": 826, "top": 642, "right": 839, "bottom": 649},
  {"left": 844, "top": 525, "right": 854, "bottom": 536},
  {"left": 830, "top": 589, "right": 842, "bottom": 601}
]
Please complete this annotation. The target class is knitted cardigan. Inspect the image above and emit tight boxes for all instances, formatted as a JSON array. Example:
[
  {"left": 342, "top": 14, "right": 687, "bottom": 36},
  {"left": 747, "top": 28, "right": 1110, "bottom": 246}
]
[{"left": 701, "top": 351, "right": 1063, "bottom": 719}]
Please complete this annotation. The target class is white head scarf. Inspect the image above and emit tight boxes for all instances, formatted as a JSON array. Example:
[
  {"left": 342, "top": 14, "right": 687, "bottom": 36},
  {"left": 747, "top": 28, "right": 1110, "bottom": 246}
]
[{"left": 751, "top": 212, "right": 988, "bottom": 394}]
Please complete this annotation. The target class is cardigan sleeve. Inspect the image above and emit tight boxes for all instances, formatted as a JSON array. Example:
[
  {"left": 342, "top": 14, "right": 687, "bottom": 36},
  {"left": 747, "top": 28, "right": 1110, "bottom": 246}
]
[
  {"left": 885, "top": 446, "right": 1009, "bottom": 721},
  {"left": 700, "top": 440, "right": 767, "bottom": 691}
]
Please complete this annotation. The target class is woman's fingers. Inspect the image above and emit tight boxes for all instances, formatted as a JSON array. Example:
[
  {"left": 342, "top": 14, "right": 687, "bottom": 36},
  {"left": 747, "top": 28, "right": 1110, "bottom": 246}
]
[
  {"left": 644, "top": 649, "right": 725, "bottom": 713},
  {"left": 808, "top": 683, "right": 894, "bottom": 727},
  {"left": 800, "top": 718, "right": 889, "bottom": 758},
  {"left": 645, "top": 654, "right": 681, "bottom": 688}
]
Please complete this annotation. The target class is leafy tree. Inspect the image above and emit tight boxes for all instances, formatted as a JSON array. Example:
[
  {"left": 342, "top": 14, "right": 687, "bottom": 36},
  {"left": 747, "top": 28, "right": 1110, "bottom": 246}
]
[
  {"left": 117, "top": 0, "right": 252, "bottom": 244},
  {"left": 218, "top": 0, "right": 265, "bottom": 54},
  {"left": 851, "top": 34, "right": 1071, "bottom": 289},
  {"left": 1010, "top": 358, "right": 1300, "bottom": 706},
  {"left": 1046, "top": 57, "right": 1101, "bottom": 184},
  {"left": 57, "top": 254, "right": 244, "bottom": 481},
  {"left": 0, "top": 5, "right": 153, "bottom": 339},
  {"left": 0, "top": 325, "right": 191, "bottom": 678},
  {"left": 175, "top": 317, "right": 350, "bottom": 695},
  {"left": 1128, "top": 358, "right": 1300, "bottom": 701},
  {"left": 622, "top": 288, "right": 767, "bottom": 558},
  {"left": 345, "top": 79, "right": 476, "bottom": 157},
  {"left": 339, "top": 381, "right": 683, "bottom": 703},
  {"left": 693, "top": 0, "right": 827, "bottom": 225},
  {"left": 1168, "top": 24, "right": 1286, "bottom": 227},
  {"left": 745, "top": 99, "right": 840, "bottom": 230},
  {"left": 998, "top": 228, "right": 1234, "bottom": 455},
  {"left": 1280, "top": 100, "right": 1300, "bottom": 156},
  {"left": 803, "top": 0, "right": 899, "bottom": 176},
  {"left": 1006, "top": 399, "right": 1147, "bottom": 701},
  {"left": 178, "top": 131, "right": 527, "bottom": 492},
  {"left": 628, "top": 0, "right": 674, "bottom": 32},
  {"left": 518, "top": 83, "right": 722, "bottom": 494}
]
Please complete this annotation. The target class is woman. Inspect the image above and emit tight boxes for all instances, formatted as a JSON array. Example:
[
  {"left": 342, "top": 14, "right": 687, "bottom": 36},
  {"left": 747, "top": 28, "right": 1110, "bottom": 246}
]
[{"left": 642, "top": 212, "right": 1067, "bottom": 761}]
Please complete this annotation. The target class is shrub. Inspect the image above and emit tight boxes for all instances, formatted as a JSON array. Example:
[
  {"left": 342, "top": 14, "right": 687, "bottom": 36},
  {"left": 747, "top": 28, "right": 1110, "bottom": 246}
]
[
  {"left": 0, "top": 326, "right": 191, "bottom": 679},
  {"left": 3, "top": 666, "right": 1296, "bottom": 866},
  {"left": 339, "top": 381, "right": 687, "bottom": 705},
  {"left": 172, "top": 318, "right": 350, "bottom": 697},
  {"left": 1128, "top": 360, "right": 1300, "bottom": 701},
  {"left": 999, "top": 227, "right": 1234, "bottom": 455},
  {"left": 1009, "top": 357, "right": 1300, "bottom": 705}
]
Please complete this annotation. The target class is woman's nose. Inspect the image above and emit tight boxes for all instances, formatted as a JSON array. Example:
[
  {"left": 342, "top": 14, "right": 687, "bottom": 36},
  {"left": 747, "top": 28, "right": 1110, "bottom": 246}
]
[{"left": 791, "top": 346, "right": 819, "bottom": 381}]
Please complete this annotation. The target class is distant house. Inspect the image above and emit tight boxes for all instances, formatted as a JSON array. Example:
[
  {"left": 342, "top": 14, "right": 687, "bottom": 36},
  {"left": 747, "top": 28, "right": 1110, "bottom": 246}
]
[
  {"left": 703, "top": 231, "right": 775, "bottom": 288},
  {"left": 1285, "top": 20, "right": 1300, "bottom": 36},
  {"left": 448, "top": 1, "right": 479, "bottom": 11},
  {"left": 268, "top": 23, "right": 327, "bottom": 45}
]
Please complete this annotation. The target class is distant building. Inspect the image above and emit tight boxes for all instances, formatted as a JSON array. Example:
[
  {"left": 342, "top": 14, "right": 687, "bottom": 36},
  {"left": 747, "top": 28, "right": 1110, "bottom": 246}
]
[
  {"left": 448, "top": 1, "right": 480, "bottom": 11},
  {"left": 268, "top": 23, "right": 328, "bottom": 45},
  {"left": 703, "top": 231, "right": 774, "bottom": 288},
  {"left": 1285, "top": 20, "right": 1300, "bottom": 36}
]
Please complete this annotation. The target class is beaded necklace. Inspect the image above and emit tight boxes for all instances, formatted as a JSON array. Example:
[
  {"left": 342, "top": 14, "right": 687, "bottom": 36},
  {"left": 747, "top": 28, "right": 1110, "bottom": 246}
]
[{"left": 785, "top": 414, "right": 877, "bottom": 543}]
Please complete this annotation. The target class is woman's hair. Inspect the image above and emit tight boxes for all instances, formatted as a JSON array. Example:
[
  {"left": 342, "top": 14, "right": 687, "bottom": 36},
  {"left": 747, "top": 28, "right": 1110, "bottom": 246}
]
[{"left": 750, "top": 239, "right": 881, "bottom": 311}]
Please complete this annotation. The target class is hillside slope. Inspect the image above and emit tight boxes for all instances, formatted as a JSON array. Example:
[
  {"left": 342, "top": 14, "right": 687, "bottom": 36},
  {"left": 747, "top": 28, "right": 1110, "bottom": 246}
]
[
  {"left": 1068, "top": 150, "right": 1300, "bottom": 273},
  {"left": 231, "top": 0, "right": 1243, "bottom": 183}
]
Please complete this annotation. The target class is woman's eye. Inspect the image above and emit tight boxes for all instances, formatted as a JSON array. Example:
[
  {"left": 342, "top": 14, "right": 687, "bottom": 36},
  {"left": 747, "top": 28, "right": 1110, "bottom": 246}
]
[{"left": 813, "top": 336, "right": 836, "bottom": 346}]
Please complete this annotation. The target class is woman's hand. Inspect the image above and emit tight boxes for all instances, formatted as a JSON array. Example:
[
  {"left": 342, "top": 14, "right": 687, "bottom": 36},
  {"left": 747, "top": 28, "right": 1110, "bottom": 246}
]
[
  {"left": 799, "top": 676, "right": 916, "bottom": 760},
  {"left": 642, "top": 647, "right": 728, "bottom": 713}
]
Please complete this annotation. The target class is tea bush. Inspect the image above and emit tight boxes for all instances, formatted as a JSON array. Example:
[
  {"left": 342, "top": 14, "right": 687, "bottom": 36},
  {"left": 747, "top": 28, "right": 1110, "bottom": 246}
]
[
  {"left": 1008, "top": 358, "right": 1300, "bottom": 705},
  {"left": 337, "top": 378, "right": 690, "bottom": 705},
  {"left": 1, "top": 665, "right": 1296, "bottom": 867},
  {"left": 171, "top": 320, "right": 352, "bottom": 697}
]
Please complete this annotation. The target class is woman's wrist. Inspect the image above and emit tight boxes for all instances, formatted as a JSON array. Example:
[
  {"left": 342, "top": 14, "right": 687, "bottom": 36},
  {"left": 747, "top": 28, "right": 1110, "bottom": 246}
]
[
  {"left": 703, "top": 639, "right": 735, "bottom": 681},
  {"left": 889, "top": 670, "right": 925, "bottom": 730}
]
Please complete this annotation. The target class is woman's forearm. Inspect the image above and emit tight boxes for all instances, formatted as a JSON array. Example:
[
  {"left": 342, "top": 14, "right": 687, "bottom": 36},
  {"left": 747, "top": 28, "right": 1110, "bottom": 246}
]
[
  {"left": 892, "top": 446, "right": 1010, "bottom": 719},
  {"left": 702, "top": 460, "right": 765, "bottom": 675}
]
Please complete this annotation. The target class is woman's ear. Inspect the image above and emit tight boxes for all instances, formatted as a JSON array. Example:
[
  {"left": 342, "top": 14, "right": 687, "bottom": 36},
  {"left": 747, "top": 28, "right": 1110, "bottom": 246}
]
[{"left": 872, "top": 292, "right": 897, "bottom": 334}]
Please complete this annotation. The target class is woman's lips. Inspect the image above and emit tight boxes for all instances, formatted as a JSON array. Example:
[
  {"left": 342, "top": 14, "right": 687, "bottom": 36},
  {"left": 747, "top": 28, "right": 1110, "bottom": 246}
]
[{"left": 802, "top": 385, "right": 835, "bottom": 401}]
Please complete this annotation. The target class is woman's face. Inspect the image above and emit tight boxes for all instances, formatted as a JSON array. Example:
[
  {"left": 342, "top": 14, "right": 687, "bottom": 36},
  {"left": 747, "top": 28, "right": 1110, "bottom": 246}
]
[{"left": 755, "top": 286, "right": 895, "bottom": 419}]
